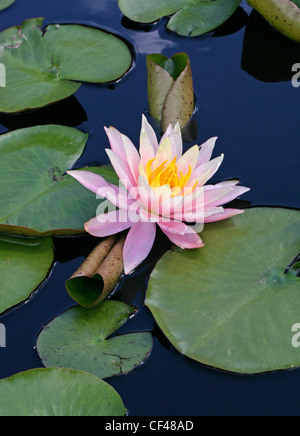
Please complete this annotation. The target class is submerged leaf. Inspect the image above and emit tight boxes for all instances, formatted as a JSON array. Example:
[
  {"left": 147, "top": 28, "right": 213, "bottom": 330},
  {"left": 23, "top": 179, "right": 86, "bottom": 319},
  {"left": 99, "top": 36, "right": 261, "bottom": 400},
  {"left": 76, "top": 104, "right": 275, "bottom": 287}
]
[
  {"left": 37, "top": 301, "right": 153, "bottom": 380},
  {"left": 0, "top": 125, "right": 118, "bottom": 236},
  {"left": 0, "top": 235, "right": 53, "bottom": 315},
  {"left": 147, "top": 53, "right": 194, "bottom": 131},
  {"left": 247, "top": 0, "right": 300, "bottom": 42},
  {"left": 0, "top": 368, "right": 127, "bottom": 416},
  {"left": 146, "top": 207, "right": 300, "bottom": 374},
  {"left": 66, "top": 237, "right": 125, "bottom": 308},
  {"left": 118, "top": 0, "right": 241, "bottom": 37},
  {"left": 0, "top": 18, "right": 133, "bottom": 112}
]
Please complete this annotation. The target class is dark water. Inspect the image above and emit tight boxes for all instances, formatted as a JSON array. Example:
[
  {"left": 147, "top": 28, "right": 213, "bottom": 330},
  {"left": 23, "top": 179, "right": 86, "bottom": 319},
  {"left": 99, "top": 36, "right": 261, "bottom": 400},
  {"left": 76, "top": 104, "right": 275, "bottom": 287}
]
[{"left": 0, "top": 0, "right": 299, "bottom": 416}]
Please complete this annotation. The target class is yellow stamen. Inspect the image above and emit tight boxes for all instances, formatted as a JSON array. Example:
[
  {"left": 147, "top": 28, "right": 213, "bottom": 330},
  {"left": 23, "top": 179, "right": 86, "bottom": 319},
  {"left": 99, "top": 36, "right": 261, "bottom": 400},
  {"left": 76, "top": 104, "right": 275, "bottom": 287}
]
[{"left": 146, "top": 156, "right": 198, "bottom": 197}]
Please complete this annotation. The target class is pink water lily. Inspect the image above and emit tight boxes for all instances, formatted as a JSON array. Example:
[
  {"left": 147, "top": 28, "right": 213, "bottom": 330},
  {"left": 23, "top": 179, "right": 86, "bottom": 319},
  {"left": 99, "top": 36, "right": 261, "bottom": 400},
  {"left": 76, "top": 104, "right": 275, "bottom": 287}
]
[{"left": 68, "top": 115, "right": 250, "bottom": 275}]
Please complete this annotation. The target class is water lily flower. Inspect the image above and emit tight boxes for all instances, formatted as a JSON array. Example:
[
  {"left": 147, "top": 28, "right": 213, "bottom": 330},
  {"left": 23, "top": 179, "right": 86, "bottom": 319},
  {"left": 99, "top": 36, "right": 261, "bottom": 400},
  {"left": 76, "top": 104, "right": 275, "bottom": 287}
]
[{"left": 68, "top": 116, "right": 250, "bottom": 275}]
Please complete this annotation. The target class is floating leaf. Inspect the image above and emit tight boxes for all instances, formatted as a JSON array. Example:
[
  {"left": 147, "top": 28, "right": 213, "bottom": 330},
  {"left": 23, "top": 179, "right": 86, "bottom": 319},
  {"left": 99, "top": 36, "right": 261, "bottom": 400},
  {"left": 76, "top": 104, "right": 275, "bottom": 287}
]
[
  {"left": 0, "top": 125, "right": 118, "bottom": 236},
  {"left": 247, "top": 0, "right": 300, "bottom": 42},
  {"left": 0, "top": 0, "right": 14, "bottom": 11},
  {"left": 0, "top": 234, "right": 53, "bottom": 315},
  {"left": 147, "top": 53, "right": 194, "bottom": 131},
  {"left": 66, "top": 236, "right": 125, "bottom": 308},
  {"left": 0, "top": 18, "right": 133, "bottom": 113},
  {"left": 37, "top": 301, "right": 153, "bottom": 379},
  {"left": 118, "top": 0, "right": 241, "bottom": 37},
  {"left": 146, "top": 208, "right": 300, "bottom": 374},
  {"left": 0, "top": 368, "right": 126, "bottom": 416}
]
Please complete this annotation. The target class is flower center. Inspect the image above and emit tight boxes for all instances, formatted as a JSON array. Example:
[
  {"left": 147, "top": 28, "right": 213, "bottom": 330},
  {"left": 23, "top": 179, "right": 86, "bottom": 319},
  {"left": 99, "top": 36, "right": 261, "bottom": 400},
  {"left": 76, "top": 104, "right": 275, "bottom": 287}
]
[{"left": 145, "top": 157, "right": 197, "bottom": 196}]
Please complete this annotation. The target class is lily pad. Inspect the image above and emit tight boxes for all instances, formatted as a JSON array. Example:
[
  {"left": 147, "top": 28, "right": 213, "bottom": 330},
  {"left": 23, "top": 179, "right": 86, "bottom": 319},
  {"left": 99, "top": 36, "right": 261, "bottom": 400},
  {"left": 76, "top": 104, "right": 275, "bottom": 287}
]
[
  {"left": 37, "top": 301, "right": 153, "bottom": 379},
  {"left": 0, "top": 0, "right": 14, "bottom": 11},
  {"left": 147, "top": 53, "right": 194, "bottom": 131},
  {"left": 247, "top": 0, "right": 300, "bottom": 42},
  {"left": 146, "top": 207, "right": 300, "bottom": 374},
  {"left": 0, "top": 368, "right": 127, "bottom": 416},
  {"left": 0, "top": 125, "right": 118, "bottom": 236},
  {"left": 0, "top": 234, "right": 53, "bottom": 315},
  {"left": 118, "top": 0, "right": 241, "bottom": 37},
  {"left": 0, "top": 18, "right": 133, "bottom": 112}
]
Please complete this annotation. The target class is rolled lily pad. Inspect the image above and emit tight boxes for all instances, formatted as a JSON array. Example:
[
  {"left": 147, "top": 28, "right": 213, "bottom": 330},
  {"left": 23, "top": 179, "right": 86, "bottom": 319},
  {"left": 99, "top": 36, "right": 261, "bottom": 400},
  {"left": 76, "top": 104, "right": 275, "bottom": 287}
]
[
  {"left": 247, "top": 0, "right": 300, "bottom": 42},
  {"left": 0, "top": 0, "right": 14, "bottom": 11},
  {"left": 0, "top": 368, "right": 127, "bottom": 416},
  {"left": 118, "top": 0, "right": 241, "bottom": 37},
  {"left": 146, "top": 207, "right": 300, "bottom": 374},
  {"left": 37, "top": 301, "right": 153, "bottom": 379},
  {"left": 0, "top": 234, "right": 53, "bottom": 315},
  {"left": 0, "top": 18, "right": 133, "bottom": 113},
  {"left": 66, "top": 237, "right": 125, "bottom": 308},
  {"left": 0, "top": 125, "right": 118, "bottom": 236},
  {"left": 147, "top": 53, "right": 194, "bottom": 131}
]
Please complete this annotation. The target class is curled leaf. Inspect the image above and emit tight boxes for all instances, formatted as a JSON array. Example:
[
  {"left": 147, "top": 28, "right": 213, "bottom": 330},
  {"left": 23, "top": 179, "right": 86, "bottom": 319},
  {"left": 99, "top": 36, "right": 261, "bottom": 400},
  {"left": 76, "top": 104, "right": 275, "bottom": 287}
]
[
  {"left": 147, "top": 53, "right": 194, "bottom": 132},
  {"left": 247, "top": 0, "right": 300, "bottom": 42},
  {"left": 66, "top": 236, "right": 125, "bottom": 308}
]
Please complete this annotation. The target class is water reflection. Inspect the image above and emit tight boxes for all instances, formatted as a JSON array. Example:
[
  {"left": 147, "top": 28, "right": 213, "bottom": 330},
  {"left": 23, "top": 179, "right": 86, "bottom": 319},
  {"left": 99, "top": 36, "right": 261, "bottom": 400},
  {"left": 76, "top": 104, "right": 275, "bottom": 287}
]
[
  {"left": 0, "top": 96, "right": 87, "bottom": 131},
  {"left": 242, "top": 11, "right": 300, "bottom": 82}
]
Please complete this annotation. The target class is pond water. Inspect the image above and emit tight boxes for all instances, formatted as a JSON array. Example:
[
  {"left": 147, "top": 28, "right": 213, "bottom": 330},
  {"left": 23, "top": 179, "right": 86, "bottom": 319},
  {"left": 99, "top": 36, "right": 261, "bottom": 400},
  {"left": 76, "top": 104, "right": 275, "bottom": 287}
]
[{"left": 0, "top": 0, "right": 299, "bottom": 416}]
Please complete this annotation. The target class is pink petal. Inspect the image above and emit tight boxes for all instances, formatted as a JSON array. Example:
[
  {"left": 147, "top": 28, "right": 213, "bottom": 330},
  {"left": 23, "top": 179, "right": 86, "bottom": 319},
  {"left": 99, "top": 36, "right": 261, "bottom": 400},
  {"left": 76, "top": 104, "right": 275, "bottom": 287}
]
[
  {"left": 158, "top": 220, "right": 187, "bottom": 235},
  {"left": 176, "top": 144, "right": 199, "bottom": 175},
  {"left": 161, "top": 122, "right": 183, "bottom": 159},
  {"left": 191, "top": 154, "right": 224, "bottom": 184},
  {"left": 210, "top": 186, "right": 250, "bottom": 207},
  {"left": 160, "top": 222, "right": 205, "bottom": 249},
  {"left": 67, "top": 170, "right": 115, "bottom": 195},
  {"left": 196, "top": 137, "right": 218, "bottom": 168},
  {"left": 105, "top": 127, "right": 140, "bottom": 183},
  {"left": 203, "top": 186, "right": 234, "bottom": 206},
  {"left": 85, "top": 210, "right": 133, "bottom": 237},
  {"left": 106, "top": 149, "right": 137, "bottom": 191},
  {"left": 152, "top": 137, "right": 173, "bottom": 169},
  {"left": 204, "top": 208, "right": 245, "bottom": 223},
  {"left": 140, "top": 116, "right": 159, "bottom": 168},
  {"left": 123, "top": 222, "right": 157, "bottom": 274}
]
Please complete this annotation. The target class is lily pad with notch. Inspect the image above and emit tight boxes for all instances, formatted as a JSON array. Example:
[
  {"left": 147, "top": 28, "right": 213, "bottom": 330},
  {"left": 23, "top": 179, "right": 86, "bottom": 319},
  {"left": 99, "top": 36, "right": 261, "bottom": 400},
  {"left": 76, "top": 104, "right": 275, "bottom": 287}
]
[
  {"left": 146, "top": 207, "right": 300, "bottom": 374},
  {"left": 0, "top": 125, "right": 119, "bottom": 236},
  {"left": 0, "top": 18, "right": 133, "bottom": 113},
  {"left": 37, "top": 300, "right": 153, "bottom": 379},
  {"left": 118, "top": 0, "right": 241, "bottom": 37}
]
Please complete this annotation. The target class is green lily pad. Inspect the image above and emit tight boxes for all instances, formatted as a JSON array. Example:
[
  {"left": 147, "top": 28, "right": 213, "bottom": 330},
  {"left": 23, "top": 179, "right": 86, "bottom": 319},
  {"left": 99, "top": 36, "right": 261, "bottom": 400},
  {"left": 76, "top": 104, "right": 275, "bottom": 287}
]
[
  {"left": 0, "top": 125, "right": 118, "bottom": 236},
  {"left": 146, "top": 207, "right": 300, "bottom": 374},
  {"left": 37, "top": 301, "right": 153, "bottom": 379},
  {"left": 147, "top": 53, "right": 194, "bottom": 131},
  {"left": 0, "top": 0, "right": 14, "bottom": 11},
  {"left": 0, "top": 234, "right": 53, "bottom": 315},
  {"left": 118, "top": 0, "right": 241, "bottom": 37},
  {"left": 0, "top": 368, "right": 126, "bottom": 416},
  {"left": 0, "top": 18, "right": 133, "bottom": 113},
  {"left": 247, "top": 0, "right": 300, "bottom": 42}
]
